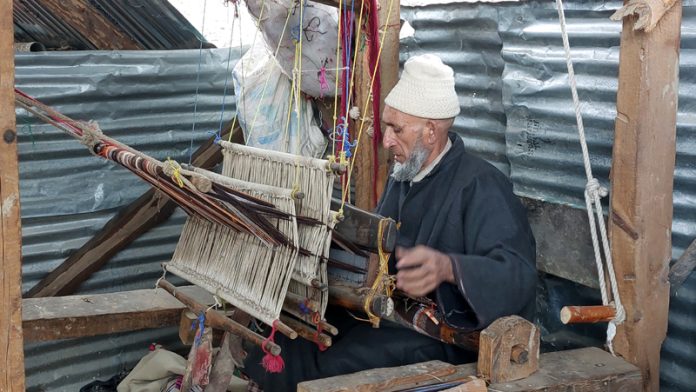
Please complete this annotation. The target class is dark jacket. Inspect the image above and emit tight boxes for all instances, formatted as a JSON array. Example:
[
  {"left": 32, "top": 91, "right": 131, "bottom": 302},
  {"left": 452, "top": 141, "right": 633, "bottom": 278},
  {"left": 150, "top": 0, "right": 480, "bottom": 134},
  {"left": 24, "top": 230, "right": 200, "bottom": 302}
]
[{"left": 377, "top": 132, "right": 537, "bottom": 330}]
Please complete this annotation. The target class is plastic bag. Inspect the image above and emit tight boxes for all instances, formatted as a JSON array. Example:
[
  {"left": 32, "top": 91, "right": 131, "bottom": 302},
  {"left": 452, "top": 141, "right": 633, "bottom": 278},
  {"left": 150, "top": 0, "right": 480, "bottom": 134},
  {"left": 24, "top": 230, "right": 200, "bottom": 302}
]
[
  {"left": 233, "top": 42, "right": 328, "bottom": 157},
  {"left": 245, "top": 0, "right": 339, "bottom": 98}
]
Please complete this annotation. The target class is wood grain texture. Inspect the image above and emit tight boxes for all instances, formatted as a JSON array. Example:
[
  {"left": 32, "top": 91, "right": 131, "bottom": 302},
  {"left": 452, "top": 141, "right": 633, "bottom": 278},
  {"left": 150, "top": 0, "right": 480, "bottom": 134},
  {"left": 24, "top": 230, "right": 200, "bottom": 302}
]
[
  {"left": 609, "top": 3, "right": 682, "bottom": 390},
  {"left": 22, "top": 285, "right": 214, "bottom": 342},
  {"left": 0, "top": 0, "right": 25, "bottom": 388},
  {"left": 477, "top": 316, "right": 539, "bottom": 384},
  {"left": 298, "top": 348, "right": 641, "bottom": 392},
  {"left": 35, "top": 0, "right": 141, "bottom": 49}
]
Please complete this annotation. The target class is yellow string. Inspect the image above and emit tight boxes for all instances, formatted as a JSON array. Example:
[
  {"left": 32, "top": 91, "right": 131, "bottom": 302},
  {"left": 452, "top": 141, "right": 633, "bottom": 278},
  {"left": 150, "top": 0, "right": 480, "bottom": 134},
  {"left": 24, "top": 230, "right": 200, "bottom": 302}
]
[
  {"left": 363, "top": 218, "right": 394, "bottom": 327},
  {"left": 345, "top": 0, "right": 367, "bottom": 119},
  {"left": 166, "top": 158, "right": 185, "bottom": 188},
  {"left": 339, "top": 0, "right": 395, "bottom": 214},
  {"left": 331, "top": 0, "right": 344, "bottom": 156}
]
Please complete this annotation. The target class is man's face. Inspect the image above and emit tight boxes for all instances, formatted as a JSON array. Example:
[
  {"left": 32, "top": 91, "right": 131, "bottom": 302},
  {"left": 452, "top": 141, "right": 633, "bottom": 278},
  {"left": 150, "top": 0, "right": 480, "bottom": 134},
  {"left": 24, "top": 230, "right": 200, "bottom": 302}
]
[{"left": 382, "top": 105, "right": 429, "bottom": 164}]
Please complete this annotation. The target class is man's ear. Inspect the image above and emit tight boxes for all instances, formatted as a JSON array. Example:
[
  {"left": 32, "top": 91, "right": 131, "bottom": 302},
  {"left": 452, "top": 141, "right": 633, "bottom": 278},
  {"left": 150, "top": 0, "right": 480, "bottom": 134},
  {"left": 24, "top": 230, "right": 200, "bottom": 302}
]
[{"left": 426, "top": 121, "right": 436, "bottom": 144}]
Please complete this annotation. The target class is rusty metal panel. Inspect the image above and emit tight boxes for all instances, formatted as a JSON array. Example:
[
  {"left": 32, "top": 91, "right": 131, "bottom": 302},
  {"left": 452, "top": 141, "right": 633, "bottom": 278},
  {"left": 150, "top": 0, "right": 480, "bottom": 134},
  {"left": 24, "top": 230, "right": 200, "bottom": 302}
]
[{"left": 13, "top": 0, "right": 208, "bottom": 50}]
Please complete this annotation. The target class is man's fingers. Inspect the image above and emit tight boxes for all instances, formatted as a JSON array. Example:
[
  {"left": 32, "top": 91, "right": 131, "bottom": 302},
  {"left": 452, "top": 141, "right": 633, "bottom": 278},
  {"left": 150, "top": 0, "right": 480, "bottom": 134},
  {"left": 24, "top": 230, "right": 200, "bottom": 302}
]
[{"left": 396, "top": 266, "right": 428, "bottom": 283}]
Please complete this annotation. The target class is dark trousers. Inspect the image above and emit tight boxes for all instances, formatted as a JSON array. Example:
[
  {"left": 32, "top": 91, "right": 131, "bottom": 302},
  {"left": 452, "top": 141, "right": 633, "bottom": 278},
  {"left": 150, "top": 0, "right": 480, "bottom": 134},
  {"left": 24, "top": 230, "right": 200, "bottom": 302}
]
[{"left": 243, "top": 308, "right": 476, "bottom": 392}]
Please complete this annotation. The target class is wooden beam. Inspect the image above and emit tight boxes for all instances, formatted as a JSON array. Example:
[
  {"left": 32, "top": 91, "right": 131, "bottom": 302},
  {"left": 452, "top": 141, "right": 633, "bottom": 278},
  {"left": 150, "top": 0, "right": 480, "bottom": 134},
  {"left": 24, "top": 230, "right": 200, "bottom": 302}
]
[
  {"left": 0, "top": 0, "right": 25, "bottom": 388},
  {"left": 376, "top": 0, "right": 400, "bottom": 201},
  {"left": 22, "top": 285, "right": 214, "bottom": 342},
  {"left": 298, "top": 347, "right": 641, "bottom": 392},
  {"left": 36, "top": 0, "right": 142, "bottom": 50},
  {"left": 352, "top": 0, "right": 399, "bottom": 210},
  {"left": 25, "top": 126, "right": 244, "bottom": 298},
  {"left": 608, "top": 3, "right": 682, "bottom": 390},
  {"left": 668, "top": 237, "right": 696, "bottom": 295}
]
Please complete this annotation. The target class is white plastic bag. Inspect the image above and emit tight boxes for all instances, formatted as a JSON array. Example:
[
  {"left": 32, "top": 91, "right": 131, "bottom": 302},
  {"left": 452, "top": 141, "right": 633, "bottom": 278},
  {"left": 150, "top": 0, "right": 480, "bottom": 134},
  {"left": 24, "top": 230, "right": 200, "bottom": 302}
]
[
  {"left": 233, "top": 42, "right": 328, "bottom": 157},
  {"left": 245, "top": 0, "right": 339, "bottom": 98}
]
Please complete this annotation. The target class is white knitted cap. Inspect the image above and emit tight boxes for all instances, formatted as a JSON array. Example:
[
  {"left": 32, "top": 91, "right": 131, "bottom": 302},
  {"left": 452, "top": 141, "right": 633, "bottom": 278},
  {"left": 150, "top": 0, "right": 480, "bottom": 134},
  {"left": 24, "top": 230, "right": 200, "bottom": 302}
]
[{"left": 384, "top": 54, "right": 460, "bottom": 119}]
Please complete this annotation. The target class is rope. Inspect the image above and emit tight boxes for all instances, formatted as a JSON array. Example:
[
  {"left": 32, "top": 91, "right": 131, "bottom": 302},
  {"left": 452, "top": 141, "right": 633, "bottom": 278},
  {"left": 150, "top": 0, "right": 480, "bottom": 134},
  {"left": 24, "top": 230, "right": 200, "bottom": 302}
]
[
  {"left": 216, "top": 4, "right": 238, "bottom": 142},
  {"left": 555, "top": 0, "right": 625, "bottom": 354},
  {"left": 363, "top": 219, "right": 395, "bottom": 327},
  {"left": 188, "top": 0, "right": 208, "bottom": 164}
]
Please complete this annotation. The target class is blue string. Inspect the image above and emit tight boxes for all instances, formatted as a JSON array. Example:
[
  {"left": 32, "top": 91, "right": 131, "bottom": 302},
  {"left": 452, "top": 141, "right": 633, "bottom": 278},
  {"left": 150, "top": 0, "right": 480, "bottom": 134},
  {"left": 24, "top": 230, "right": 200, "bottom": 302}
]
[
  {"left": 207, "top": 130, "right": 222, "bottom": 144},
  {"left": 188, "top": 0, "right": 208, "bottom": 165},
  {"left": 340, "top": 0, "right": 355, "bottom": 154},
  {"left": 191, "top": 312, "right": 206, "bottom": 346}
]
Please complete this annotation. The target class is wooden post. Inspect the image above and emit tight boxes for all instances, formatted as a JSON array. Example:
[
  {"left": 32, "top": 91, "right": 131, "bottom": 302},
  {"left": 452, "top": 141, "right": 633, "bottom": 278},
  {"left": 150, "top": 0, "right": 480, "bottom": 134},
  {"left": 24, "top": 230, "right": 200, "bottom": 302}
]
[
  {"left": 609, "top": 3, "right": 682, "bottom": 390},
  {"left": 0, "top": 0, "right": 26, "bottom": 389},
  {"left": 352, "top": 0, "right": 399, "bottom": 210}
]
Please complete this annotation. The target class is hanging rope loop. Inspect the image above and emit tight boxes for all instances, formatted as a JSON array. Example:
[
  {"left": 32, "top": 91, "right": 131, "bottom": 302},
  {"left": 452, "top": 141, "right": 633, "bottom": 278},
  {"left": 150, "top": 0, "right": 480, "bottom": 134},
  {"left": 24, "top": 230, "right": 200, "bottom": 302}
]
[{"left": 556, "top": 0, "right": 624, "bottom": 355}]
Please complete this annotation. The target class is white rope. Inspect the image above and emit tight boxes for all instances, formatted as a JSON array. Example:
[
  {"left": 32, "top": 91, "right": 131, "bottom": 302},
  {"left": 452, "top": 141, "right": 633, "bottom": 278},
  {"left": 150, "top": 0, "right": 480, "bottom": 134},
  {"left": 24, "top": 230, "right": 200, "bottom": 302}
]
[{"left": 555, "top": 0, "right": 625, "bottom": 355}]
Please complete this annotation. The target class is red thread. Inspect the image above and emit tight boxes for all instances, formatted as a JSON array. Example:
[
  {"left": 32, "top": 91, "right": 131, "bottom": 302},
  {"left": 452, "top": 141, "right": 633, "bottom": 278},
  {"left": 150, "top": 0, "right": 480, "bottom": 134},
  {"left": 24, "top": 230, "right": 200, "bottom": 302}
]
[
  {"left": 261, "top": 320, "right": 285, "bottom": 373},
  {"left": 314, "top": 321, "right": 328, "bottom": 352}
]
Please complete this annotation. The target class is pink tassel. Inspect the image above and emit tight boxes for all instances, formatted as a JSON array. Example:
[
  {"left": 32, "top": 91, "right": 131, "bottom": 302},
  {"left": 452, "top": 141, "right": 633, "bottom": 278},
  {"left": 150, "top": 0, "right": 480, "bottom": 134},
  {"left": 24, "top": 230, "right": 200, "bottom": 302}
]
[
  {"left": 261, "top": 320, "right": 285, "bottom": 373},
  {"left": 318, "top": 66, "right": 330, "bottom": 98}
]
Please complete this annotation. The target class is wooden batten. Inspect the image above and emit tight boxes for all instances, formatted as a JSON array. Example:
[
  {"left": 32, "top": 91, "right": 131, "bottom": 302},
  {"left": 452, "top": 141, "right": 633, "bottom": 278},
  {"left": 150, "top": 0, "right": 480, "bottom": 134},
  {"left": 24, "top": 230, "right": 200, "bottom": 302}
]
[
  {"left": 0, "top": 0, "right": 25, "bottom": 388},
  {"left": 609, "top": 3, "right": 682, "bottom": 390}
]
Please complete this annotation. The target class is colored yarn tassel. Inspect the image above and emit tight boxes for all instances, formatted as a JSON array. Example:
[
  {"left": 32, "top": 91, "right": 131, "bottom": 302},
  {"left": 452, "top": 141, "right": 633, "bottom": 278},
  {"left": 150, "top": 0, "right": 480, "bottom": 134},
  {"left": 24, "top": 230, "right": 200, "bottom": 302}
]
[{"left": 261, "top": 320, "right": 285, "bottom": 373}]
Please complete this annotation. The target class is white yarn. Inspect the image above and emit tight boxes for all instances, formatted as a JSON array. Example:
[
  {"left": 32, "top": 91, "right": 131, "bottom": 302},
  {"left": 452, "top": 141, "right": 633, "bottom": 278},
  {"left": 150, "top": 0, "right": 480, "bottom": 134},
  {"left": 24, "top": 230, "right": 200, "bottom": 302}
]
[{"left": 556, "top": 0, "right": 625, "bottom": 355}]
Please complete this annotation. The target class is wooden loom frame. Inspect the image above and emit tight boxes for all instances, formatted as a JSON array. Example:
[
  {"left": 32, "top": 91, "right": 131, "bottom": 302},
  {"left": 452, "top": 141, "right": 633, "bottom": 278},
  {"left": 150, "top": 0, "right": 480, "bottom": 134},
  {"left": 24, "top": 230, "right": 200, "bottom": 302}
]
[{"left": 0, "top": 1, "right": 683, "bottom": 391}]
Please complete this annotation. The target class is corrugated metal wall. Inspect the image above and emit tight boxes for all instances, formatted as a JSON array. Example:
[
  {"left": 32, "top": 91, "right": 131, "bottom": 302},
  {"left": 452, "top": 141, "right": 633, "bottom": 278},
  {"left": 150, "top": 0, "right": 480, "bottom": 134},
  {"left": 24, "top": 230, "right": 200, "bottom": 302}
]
[
  {"left": 401, "top": 1, "right": 696, "bottom": 390},
  {"left": 17, "top": 48, "right": 240, "bottom": 391},
  {"left": 17, "top": 2, "right": 696, "bottom": 390}
]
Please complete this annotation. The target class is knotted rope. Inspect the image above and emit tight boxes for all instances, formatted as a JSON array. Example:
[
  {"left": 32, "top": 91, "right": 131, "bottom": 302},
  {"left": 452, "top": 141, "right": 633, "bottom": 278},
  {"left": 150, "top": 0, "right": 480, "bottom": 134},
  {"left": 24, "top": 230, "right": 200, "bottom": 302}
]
[{"left": 556, "top": 0, "right": 625, "bottom": 354}]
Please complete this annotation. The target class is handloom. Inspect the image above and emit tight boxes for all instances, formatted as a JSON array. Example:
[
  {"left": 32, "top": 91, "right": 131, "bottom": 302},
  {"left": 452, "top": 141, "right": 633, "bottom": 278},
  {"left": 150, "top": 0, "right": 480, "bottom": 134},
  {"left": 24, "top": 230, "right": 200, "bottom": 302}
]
[
  {"left": 14, "top": 89, "right": 304, "bottom": 334},
  {"left": 220, "top": 141, "right": 337, "bottom": 318},
  {"left": 167, "top": 168, "right": 299, "bottom": 326}
]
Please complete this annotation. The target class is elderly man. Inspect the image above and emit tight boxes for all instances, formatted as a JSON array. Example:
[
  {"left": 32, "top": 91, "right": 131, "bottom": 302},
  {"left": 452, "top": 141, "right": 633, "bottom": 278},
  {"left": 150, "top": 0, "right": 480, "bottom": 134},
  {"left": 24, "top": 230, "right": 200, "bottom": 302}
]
[{"left": 244, "top": 54, "right": 537, "bottom": 392}]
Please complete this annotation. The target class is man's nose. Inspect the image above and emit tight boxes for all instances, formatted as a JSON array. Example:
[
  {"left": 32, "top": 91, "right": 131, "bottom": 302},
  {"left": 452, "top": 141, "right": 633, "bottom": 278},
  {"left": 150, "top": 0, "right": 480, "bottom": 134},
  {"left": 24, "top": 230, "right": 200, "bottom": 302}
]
[{"left": 382, "top": 129, "right": 396, "bottom": 149}]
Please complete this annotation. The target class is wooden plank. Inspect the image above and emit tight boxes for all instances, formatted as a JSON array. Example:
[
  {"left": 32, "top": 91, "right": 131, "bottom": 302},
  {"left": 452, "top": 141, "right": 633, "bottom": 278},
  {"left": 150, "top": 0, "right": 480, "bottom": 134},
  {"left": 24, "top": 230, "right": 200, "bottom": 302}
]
[
  {"left": 608, "top": 3, "right": 682, "bottom": 390},
  {"left": 36, "top": 0, "right": 142, "bottom": 50},
  {"left": 298, "top": 347, "right": 641, "bottom": 392},
  {"left": 0, "top": 0, "right": 25, "bottom": 388},
  {"left": 331, "top": 198, "right": 397, "bottom": 252},
  {"left": 22, "top": 285, "right": 214, "bottom": 342},
  {"left": 25, "top": 126, "right": 244, "bottom": 298},
  {"left": 669, "top": 237, "right": 696, "bottom": 295},
  {"left": 298, "top": 360, "right": 460, "bottom": 392},
  {"left": 352, "top": 0, "right": 399, "bottom": 211},
  {"left": 376, "top": 0, "right": 400, "bottom": 201},
  {"left": 522, "top": 197, "right": 600, "bottom": 289}
]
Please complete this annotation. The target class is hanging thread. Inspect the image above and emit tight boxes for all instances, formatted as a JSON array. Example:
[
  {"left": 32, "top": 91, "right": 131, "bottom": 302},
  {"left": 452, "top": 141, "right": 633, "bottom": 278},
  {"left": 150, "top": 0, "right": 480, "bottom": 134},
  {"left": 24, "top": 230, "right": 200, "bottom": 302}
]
[{"left": 261, "top": 320, "right": 285, "bottom": 373}]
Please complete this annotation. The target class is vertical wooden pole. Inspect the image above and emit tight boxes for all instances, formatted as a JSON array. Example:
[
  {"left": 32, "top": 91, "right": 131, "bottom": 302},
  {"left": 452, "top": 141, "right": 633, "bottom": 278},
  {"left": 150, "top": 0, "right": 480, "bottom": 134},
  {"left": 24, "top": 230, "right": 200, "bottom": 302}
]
[
  {"left": 375, "top": 0, "right": 400, "bottom": 201},
  {"left": 0, "top": 0, "right": 26, "bottom": 390},
  {"left": 353, "top": 0, "right": 399, "bottom": 211},
  {"left": 609, "top": 3, "right": 681, "bottom": 391}
]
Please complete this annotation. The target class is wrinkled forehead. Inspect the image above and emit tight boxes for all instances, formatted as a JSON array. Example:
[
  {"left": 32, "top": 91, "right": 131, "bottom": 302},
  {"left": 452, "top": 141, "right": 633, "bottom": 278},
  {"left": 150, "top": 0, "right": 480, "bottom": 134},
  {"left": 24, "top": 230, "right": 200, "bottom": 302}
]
[{"left": 383, "top": 105, "right": 428, "bottom": 128}]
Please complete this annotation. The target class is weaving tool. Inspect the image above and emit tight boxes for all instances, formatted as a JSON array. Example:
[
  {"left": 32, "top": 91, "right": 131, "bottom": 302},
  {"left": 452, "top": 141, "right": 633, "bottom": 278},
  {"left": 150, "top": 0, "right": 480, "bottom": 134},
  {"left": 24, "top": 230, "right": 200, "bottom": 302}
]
[{"left": 220, "top": 141, "right": 337, "bottom": 319}]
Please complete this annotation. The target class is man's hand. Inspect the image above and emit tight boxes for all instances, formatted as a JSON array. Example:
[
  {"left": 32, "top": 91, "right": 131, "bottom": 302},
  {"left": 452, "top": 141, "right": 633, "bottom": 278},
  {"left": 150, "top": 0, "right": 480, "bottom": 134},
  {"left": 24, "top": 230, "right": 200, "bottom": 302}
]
[{"left": 395, "top": 246, "right": 455, "bottom": 297}]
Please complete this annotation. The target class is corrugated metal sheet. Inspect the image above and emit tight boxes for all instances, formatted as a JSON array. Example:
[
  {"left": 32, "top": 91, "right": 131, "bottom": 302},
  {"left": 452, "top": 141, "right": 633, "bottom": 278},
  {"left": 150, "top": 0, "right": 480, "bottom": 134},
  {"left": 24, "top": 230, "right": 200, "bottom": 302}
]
[
  {"left": 401, "top": 1, "right": 696, "bottom": 390},
  {"left": 13, "top": 0, "right": 209, "bottom": 50},
  {"left": 17, "top": 48, "right": 240, "bottom": 390},
  {"left": 400, "top": 4, "right": 510, "bottom": 175}
]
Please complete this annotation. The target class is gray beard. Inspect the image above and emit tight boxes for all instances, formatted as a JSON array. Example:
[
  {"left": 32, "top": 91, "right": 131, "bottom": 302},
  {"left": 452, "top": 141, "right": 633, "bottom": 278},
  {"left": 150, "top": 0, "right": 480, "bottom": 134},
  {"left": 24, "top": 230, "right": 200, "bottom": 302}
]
[{"left": 391, "top": 141, "right": 430, "bottom": 182}]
